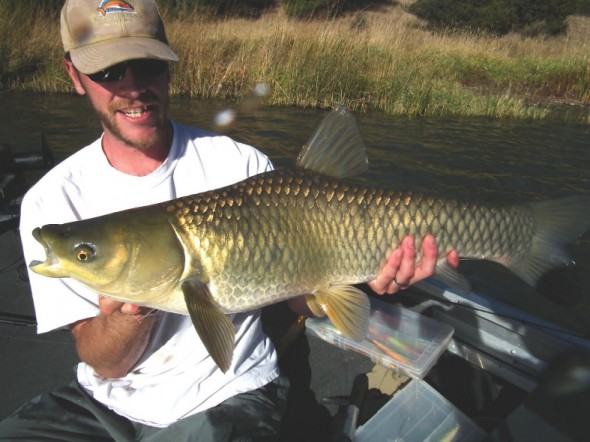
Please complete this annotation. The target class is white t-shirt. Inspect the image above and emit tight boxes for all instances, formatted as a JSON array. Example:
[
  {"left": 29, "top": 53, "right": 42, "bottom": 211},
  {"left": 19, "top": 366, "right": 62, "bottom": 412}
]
[{"left": 19, "top": 121, "right": 280, "bottom": 427}]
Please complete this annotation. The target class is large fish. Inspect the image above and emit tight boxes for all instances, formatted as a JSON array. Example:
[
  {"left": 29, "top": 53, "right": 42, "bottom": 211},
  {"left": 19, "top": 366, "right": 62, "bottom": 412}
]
[{"left": 30, "top": 105, "right": 590, "bottom": 372}]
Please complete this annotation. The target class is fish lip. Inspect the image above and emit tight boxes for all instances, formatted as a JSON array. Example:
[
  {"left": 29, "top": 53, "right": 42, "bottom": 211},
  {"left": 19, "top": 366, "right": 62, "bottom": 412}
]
[
  {"left": 32, "top": 227, "right": 45, "bottom": 246},
  {"left": 32, "top": 227, "right": 51, "bottom": 255},
  {"left": 29, "top": 227, "right": 62, "bottom": 275},
  {"left": 29, "top": 258, "right": 44, "bottom": 267}
]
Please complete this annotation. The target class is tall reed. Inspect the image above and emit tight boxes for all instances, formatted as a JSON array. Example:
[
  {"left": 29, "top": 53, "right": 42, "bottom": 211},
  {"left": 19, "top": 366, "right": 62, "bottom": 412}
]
[
  {"left": 1, "top": 3, "right": 588, "bottom": 121},
  {"left": 0, "top": 2, "right": 67, "bottom": 92}
]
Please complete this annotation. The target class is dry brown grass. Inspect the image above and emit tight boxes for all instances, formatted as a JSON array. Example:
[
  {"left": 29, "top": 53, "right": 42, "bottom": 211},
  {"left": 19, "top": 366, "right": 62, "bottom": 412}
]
[
  {"left": 2, "top": 4, "right": 589, "bottom": 120},
  {"left": 167, "top": 6, "right": 589, "bottom": 112}
]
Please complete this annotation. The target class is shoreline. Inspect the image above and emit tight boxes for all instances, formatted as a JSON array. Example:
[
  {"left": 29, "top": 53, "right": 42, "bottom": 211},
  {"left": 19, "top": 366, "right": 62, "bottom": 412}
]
[{"left": 1, "top": 88, "right": 588, "bottom": 126}]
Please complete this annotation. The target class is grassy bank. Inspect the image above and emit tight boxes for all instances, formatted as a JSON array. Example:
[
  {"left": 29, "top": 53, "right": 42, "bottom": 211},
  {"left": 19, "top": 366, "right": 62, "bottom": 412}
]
[{"left": 1, "top": 3, "right": 589, "bottom": 122}]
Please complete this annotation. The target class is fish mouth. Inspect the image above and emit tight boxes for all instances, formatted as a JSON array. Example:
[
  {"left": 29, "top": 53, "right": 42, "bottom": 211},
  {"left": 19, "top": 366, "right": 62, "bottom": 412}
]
[{"left": 29, "top": 227, "right": 68, "bottom": 277}]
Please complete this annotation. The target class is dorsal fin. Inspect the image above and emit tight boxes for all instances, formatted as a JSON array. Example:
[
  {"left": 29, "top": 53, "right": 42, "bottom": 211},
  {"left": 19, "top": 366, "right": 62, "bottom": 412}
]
[{"left": 295, "top": 104, "right": 369, "bottom": 178}]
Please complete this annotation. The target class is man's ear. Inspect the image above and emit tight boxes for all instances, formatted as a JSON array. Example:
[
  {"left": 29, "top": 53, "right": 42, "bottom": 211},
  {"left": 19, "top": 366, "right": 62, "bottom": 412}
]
[{"left": 63, "top": 57, "right": 86, "bottom": 95}]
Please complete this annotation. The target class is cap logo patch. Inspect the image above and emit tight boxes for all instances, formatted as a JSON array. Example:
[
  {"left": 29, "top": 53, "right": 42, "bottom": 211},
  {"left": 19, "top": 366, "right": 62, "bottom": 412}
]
[{"left": 97, "top": 0, "right": 136, "bottom": 16}]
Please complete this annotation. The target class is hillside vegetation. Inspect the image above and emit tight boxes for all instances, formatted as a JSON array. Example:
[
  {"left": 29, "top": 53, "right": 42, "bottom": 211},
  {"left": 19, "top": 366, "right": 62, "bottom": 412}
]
[{"left": 0, "top": 1, "right": 588, "bottom": 121}]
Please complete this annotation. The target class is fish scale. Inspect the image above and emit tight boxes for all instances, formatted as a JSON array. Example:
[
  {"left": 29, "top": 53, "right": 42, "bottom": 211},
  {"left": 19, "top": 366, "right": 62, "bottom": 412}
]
[{"left": 165, "top": 168, "right": 537, "bottom": 313}]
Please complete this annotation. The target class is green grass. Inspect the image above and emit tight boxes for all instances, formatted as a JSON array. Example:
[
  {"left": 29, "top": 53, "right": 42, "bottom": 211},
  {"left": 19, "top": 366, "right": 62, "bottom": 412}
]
[{"left": 1, "top": 3, "right": 589, "bottom": 122}]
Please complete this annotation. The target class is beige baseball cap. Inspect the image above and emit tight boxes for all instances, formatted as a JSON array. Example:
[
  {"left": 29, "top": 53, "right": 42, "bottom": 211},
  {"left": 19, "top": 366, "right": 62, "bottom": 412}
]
[{"left": 61, "top": 0, "right": 179, "bottom": 74}]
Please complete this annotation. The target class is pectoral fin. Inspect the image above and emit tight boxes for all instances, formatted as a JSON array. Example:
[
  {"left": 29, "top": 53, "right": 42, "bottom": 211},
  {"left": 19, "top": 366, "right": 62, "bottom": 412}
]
[
  {"left": 181, "top": 279, "right": 235, "bottom": 373},
  {"left": 312, "top": 284, "right": 370, "bottom": 341}
]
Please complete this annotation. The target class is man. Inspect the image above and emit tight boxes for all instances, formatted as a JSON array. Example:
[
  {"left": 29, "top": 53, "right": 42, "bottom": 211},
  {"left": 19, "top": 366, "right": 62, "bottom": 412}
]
[{"left": 0, "top": 0, "right": 458, "bottom": 440}]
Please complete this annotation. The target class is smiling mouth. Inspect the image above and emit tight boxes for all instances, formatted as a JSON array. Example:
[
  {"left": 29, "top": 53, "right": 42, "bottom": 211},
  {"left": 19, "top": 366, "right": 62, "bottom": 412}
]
[{"left": 122, "top": 106, "right": 151, "bottom": 118}]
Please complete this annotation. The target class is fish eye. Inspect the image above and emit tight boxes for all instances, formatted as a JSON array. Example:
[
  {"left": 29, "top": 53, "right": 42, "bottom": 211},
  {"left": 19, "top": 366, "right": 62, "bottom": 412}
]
[{"left": 74, "top": 244, "right": 96, "bottom": 263}]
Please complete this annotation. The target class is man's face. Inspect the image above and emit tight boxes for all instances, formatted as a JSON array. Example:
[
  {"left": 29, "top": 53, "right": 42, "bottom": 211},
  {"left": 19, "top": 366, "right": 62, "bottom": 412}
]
[{"left": 65, "top": 58, "right": 171, "bottom": 150}]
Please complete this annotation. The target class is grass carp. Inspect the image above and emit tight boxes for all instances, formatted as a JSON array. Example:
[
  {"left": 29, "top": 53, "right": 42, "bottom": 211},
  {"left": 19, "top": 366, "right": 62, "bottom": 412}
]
[{"left": 30, "top": 105, "right": 590, "bottom": 372}]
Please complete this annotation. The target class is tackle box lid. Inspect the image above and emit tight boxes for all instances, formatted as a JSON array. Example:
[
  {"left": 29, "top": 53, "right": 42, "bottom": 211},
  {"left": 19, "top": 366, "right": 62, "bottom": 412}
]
[
  {"left": 305, "top": 296, "right": 454, "bottom": 379},
  {"left": 355, "top": 378, "right": 486, "bottom": 441}
]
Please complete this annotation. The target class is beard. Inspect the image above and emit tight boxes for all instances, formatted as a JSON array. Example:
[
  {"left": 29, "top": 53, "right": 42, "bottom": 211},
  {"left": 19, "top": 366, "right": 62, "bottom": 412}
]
[{"left": 89, "top": 92, "right": 170, "bottom": 150}]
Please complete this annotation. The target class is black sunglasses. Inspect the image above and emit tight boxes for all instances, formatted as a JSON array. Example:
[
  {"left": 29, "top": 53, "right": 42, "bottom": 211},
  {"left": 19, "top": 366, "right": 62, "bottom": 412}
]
[{"left": 87, "top": 59, "right": 168, "bottom": 83}]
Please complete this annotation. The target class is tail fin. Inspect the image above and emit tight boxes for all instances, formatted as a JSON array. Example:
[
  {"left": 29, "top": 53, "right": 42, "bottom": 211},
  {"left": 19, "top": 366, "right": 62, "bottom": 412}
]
[{"left": 509, "top": 196, "right": 590, "bottom": 288}]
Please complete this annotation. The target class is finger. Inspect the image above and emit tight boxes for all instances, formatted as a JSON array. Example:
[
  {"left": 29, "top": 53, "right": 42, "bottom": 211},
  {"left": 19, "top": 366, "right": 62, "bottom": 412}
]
[
  {"left": 368, "top": 248, "right": 403, "bottom": 295},
  {"left": 98, "top": 296, "right": 125, "bottom": 316},
  {"left": 120, "top": 303, "right": 142, "bottom": 316},
  {"left": 98, "top": 296, "right": 142, "bottom": 317},
  {"left": 385, "top": 278, "right": 404, "bottom": 294},
  {"left": 412, "top": 234, "right": 438, "bottom": 282},
  {"left": 393, "top": 236, "right": 416, "bottom": 287},
  {"left": 447, "top": 249, "right": 460, "bottom": 268}
]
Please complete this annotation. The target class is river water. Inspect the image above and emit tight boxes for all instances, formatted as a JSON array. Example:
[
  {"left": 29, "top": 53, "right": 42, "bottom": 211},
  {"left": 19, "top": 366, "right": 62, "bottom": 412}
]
[{"left": 1, "top": 91, "right": 590, "bottom": 337}]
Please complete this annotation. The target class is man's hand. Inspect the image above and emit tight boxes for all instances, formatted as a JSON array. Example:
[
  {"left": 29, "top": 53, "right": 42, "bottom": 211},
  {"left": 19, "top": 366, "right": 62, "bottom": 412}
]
[
  {"left": 368, "top": 234, "right": 459, "bottom": 295},
  {"left": 99, "top": 297, "right": 155, "bottom": 321},
  {"left": 71, "top": 296, "right": 159, "bottom": 378}
]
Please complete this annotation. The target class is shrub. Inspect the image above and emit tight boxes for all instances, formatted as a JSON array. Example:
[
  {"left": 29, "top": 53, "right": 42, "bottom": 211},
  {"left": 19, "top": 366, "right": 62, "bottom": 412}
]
[
  {"left": 158, "top": 0, "right": 277, "bottom": 18},
  {"left": 408, "top": 0, "right": 589, "bottom": 36}
]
